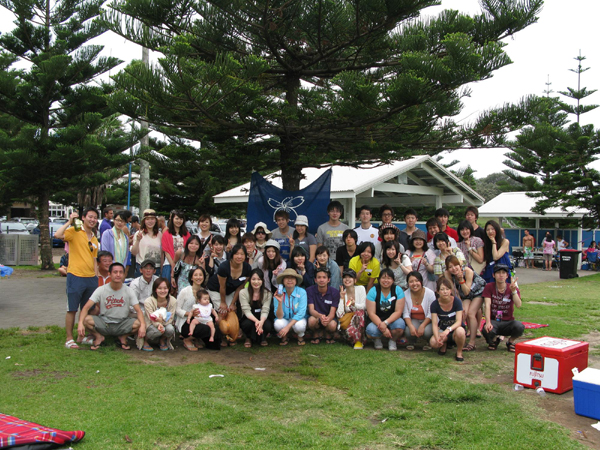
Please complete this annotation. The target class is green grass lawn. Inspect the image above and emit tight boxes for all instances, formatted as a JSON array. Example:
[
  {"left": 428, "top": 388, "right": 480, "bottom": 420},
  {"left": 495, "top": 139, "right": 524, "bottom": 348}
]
[{"left": 1, "top": 275, "right": 599, "bottom": 449}]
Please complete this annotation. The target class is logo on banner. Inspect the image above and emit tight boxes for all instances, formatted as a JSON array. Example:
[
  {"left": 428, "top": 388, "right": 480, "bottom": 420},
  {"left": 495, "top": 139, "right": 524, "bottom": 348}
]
[{"left": 267, "top": 196, "right": 305, "bottom": 221}]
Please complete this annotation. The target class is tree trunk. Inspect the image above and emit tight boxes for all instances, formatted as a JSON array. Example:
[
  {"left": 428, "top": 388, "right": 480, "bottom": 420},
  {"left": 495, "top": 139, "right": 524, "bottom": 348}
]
[
  {"left": 280, "top": 75, "right": 303, "bottom": 192},
  {"left": 38, "top": 189, "right": 54, "bottom": 270}
]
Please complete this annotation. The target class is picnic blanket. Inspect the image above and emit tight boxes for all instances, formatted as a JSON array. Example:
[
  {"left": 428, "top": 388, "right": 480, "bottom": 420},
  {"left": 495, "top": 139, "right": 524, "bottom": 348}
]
[
  {"left": 0, "top": 413, "right": 85, "bottom": 449},
  {"left": 479, "top": 319, "right": 549, "bottom": 330},
  {"left": 522, "top": 322, "right": 549, "bottom": 329}
]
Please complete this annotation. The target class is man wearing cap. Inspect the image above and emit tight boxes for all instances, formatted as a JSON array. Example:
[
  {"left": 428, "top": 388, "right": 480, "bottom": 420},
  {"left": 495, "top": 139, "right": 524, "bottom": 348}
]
[
  {"left": 482, "top": 264, "right": 524, "bottom": 352},
  {"left": 129, "top": 259, "right": 159, "bottom": 308},
  {"left": 77, "top": 262, "right": 145, "bottom": 350},
  {"left": 273, "top": 268, "right": 308, "bottom": 345},
  {"left": 306, "top": 268, "right": 340, "bottom": 344}
]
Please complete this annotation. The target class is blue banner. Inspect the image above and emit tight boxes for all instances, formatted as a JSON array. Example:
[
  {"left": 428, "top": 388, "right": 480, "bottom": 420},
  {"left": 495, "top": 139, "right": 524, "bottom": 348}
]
[{"left": 247, "top": 169, "right": 332, "bottom": 235}]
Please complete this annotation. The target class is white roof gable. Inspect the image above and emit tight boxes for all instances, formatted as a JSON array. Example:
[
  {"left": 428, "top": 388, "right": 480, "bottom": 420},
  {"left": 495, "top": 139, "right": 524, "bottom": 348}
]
[
  {"left": 214, "top": 155, "right": 484, "bottom": 207},
  {"left": 479, "top": 192, "right": 588, "bottom": 218}
]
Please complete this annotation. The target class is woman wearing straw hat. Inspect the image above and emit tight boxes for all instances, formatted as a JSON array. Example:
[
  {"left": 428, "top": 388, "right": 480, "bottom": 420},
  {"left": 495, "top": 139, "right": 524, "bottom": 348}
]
[{"left": 273, "top": 268, "right": 308, "bottom": 346}]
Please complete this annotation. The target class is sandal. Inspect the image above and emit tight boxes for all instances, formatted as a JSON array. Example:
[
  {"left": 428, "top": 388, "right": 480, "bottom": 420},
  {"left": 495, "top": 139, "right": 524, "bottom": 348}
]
[
  {"left": 64, "top": 339, "right": 79, "bottom": 350},
  {"left": 311, "top": 338, "right": 321, "bottom": 345},
  {"left": 297, "top": 337, "right": 306, "bottom": 346},
  {"left": 184, "top": 341, "right": 198, "bottom": 352},
  {"left": 506, "top": 341, "right": 516, "bottom": 352},
  {"left": 325, "top": 338, "right": 335, "bottom": 344},
  {"left": 488, "top": 337, "right": 501, "bottom": 351},
  {"left": 160, "top": 344, "right": 169, "bottom": 351},
  {"left": 279, "top": 338, "right": 289, "bottom": 346},
  {"left": 406, "top": 345, "right": 415, "bottom": 351},
  {"left": 115, "top": 340, "right": 131, "bottom": 351},
  {"left": 423, "top": 345, "right": 432, "bottom": 351},
  {"left": 463, "top": 344, "right": 476, "bottom": 352},
  {"left": 244, "top": 339, "right": 252, "bottom": 348},
  {"left": 142, "top": 345, "right": 154, "bottom": 352},
  {"left": 260, "top": 339, "right": 268, "bottom": 347}
]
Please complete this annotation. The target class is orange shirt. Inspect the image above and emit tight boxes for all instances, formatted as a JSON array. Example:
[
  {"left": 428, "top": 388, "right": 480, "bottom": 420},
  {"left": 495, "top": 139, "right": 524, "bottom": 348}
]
[
  {"left": 64, "top": 227, "right": 98, "bottom": 278},
  {"left": 410, "top": 303, "right": 426, "bottom": 321}
]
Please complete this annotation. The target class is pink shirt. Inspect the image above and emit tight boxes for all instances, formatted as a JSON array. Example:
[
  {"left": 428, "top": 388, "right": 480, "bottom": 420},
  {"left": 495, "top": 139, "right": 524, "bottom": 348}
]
[{"left": 542, "top": 240, "right": 555, "bottom": 254}]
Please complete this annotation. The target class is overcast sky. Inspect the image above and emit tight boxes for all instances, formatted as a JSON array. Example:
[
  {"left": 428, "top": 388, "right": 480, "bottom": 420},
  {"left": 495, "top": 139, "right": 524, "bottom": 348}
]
[{"left": 1, "top": 0, "right": 599, "bottom": 179}]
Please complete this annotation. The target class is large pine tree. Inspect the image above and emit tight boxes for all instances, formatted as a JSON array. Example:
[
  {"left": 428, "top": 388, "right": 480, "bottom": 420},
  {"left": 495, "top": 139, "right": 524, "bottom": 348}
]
[
  {"left": 0, "top": 0, "right": 132, "bottom": 269},
  {"left": 105, "top": 0, "right": 543, "bottom": 190},
  {"left": 504, "top": 54, "right": 600, "bottom": 228}
]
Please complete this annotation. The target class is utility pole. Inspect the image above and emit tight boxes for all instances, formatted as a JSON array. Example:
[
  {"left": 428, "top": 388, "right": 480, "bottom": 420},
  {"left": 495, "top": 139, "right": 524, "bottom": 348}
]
[{"left": 139, "top": 45, "right": 150, "bottom": 213}]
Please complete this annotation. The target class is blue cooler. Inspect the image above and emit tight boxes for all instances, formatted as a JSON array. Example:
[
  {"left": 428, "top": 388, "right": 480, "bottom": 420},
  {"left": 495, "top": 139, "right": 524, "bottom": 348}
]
[{"left": 573, "top": 367, "right": 600, "bottom": 420}]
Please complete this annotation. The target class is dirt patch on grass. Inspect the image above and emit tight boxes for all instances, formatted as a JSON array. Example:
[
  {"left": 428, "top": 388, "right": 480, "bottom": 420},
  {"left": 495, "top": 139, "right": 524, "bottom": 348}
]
[
  {"left": 129, "top": 341, "right": 303, "bottom": 375},
  {"left": 527, "top": 301, "right": 558, "bottom": 306},
  {"left": 12, "top": 370, "right": 73, "bottom": 380}
]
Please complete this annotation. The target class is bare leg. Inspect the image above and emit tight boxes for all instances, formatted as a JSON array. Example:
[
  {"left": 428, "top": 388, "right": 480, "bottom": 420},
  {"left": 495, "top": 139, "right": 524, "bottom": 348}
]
[
  {"left": 207, "top": 321, "right": 215, "bottom": 342},
  {"left": 189, "top": 318, "right": 199, "bottom": 336},
  {"left": 454, "top": 327, "right": 466, "bottom": 359},
  {"left": 65, "top": 311, "right": 77, "bottom": 343}
]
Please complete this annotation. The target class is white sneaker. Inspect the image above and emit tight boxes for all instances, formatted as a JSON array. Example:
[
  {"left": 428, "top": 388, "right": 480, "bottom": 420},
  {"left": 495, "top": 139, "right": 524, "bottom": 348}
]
[
  {"left": 374, "top": 338, "right": 383, "bottom": 350},
  {"left": 388, "top": 340, "right": 397, "bottom": 351}
]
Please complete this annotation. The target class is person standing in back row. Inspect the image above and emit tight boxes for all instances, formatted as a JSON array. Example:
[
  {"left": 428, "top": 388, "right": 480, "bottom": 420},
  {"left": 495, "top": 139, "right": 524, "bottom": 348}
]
[
  {"left": 55, "top": 208, "right": 99, "bottom": 350},
  {"left": 316, "top": 201, "right": 349, "bottom": 260},
  {"left": 353, "top": 205, "right": 378, "bottom": 245}
]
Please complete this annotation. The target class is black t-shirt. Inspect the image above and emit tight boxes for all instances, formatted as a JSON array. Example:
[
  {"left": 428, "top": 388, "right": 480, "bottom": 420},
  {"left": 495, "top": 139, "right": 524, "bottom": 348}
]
[
  {"left": 206, "top": 261, "right": 252, "bottom": 295},
  {"left": 335, "top": 245, "right": 357, "bottom": 270},
  {"left": 430, "top": 297, "right": 463, "bottom": 331},
  {"left": 471, "top": 226, "right": 486, "bottom": 241}
]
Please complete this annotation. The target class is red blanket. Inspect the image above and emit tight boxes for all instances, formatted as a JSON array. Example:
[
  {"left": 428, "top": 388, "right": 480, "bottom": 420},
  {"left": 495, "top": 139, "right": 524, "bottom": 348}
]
[{"left": 0, "top": 413, "right": 84, "bottom": 449}]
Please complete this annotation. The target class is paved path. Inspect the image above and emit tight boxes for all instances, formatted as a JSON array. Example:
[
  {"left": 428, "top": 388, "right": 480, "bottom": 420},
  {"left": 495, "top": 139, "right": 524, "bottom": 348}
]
[{"left": 0, "top": 267, "right": 597, "bottom": 329}]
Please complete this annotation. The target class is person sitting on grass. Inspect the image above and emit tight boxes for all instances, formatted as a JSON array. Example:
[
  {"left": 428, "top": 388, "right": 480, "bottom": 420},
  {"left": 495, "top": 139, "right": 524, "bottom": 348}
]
[
  {"left": 58, "top": 251, "right": 69, "bottom": 277},
  {"left": 402, "top": 271, "right": 435, "bottom": 351},
  {"left": 77, "top": 262, "right": 145, "bottom": 351},
  {"left": 365, "top": 268, "right": 406, "bottom": 351},
  {"left": 306, "top": 268, "right": 340, "bottom": 344},
  {"left": 337, "top": 268, "right": 367, "bottom": 349},
  {"left": 429, "top": 277, "right": 465, "bottom": 362},
  {"left": 444, "top": 255, "right": 485, "bottom": 352},
  {"left": 482, "top": 264, "right": 524, "bottom": 352},
  {"left": 141, "top": 277, "right": 177, "bottom": 351},
  {"left": 187, "top": 288, "right": 218, "bottom": 342},
  {"left": 273, "top": 268, "right": 308, "bottom": 346},
  {"left": 239, "top": 269, "right": 273, "bottom": 348}
]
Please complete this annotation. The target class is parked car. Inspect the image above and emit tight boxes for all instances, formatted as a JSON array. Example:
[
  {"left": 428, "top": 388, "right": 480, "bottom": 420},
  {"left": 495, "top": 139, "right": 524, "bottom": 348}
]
[
  {"left": 31, "top": 222, "right": 65, "bottom": 247},
  {"left": 0, "top": 222, "right": 30, "bottom": 235}
]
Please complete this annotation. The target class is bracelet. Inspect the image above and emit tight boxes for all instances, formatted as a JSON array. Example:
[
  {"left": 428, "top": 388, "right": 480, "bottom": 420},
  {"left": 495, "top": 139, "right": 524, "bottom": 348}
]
[{"left": 459, "top": 280, "right": 466, "bottom": 285}]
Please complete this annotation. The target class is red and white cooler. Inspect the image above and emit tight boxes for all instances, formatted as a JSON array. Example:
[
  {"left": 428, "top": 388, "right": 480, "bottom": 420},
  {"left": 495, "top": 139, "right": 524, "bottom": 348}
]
[{"left": 514, "top": 336, "right": 589, "bottom": 394}]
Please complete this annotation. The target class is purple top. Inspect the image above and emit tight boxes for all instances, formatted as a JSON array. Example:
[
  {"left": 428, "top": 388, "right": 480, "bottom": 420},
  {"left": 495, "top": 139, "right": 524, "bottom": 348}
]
[{"left": 306, "top": 285, "right": 340, "bottom": 316}]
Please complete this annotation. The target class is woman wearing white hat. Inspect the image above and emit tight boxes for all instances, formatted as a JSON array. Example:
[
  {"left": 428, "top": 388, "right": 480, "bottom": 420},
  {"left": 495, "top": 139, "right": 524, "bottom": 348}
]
[
  {"left": 273, "top": 268, "right": 308, "bottom": 345},
  {"left": 290, "top": 215, "right": 317, "bottom": 262},
  {"left": 250, "top": 222, "right": 272, "bottom": 253}
]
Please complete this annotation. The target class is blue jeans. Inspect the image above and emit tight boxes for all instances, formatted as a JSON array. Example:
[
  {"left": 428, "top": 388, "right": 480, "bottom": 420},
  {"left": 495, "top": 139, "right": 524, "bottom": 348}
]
[
  {"left": 161, "top": 265, "right": 172, "bottom": 284},
  {"left": 366, "top": 318, "right": 406, "bottom": 338}
]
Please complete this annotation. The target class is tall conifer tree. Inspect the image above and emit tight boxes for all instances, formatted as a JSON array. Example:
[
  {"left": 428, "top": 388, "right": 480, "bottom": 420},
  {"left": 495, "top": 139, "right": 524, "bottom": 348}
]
[{"left": 0, "top": 0, "right": 131, "bottom": 268}]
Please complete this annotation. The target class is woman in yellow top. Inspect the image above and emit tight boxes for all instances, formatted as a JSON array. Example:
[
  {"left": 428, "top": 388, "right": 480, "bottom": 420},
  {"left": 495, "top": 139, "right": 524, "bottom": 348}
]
[{"left": 348, "top": 242, "right": 380, "bottom": 293}]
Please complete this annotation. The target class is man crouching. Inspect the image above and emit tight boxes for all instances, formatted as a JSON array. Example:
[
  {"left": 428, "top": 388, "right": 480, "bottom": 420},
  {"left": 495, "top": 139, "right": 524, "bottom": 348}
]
[{"left": 78, "top": 262, "right": 146, "bottom": 350}]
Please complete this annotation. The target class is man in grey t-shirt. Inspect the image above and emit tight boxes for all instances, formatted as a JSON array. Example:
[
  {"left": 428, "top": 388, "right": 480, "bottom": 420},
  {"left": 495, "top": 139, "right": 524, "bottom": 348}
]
[
  {"left": 78, "top": 262, "right": 146, "bottom": 350},
  {"left": 316, "top": 201, "right": 349, "bottom": 260}
]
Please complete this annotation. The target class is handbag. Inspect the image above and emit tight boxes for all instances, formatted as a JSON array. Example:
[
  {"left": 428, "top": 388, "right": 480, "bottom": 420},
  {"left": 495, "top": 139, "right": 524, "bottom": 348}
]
[
  {"left": 173, "top": 260, "right": 183, "bottom": 279},
  {"left": 339, "top": 312, "right": 354, "bottom": 330}
]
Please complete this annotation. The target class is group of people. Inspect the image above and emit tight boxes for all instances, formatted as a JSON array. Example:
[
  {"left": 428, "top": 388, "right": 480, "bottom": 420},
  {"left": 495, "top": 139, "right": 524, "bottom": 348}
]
[
  {"left": 521, "top": 229, "right": 570, "bottom": 271},
  {"left": 56, "top": 202, "right": 524, "bottom": 361}
]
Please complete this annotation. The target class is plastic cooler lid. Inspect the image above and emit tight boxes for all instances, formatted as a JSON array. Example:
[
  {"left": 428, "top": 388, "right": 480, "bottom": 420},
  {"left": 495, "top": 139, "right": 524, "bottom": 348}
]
[
  {"left": 573, "top": 368, "right": 600, "bottom": 386},
  {"left": 523, "top": 337, "right": 582, "bottom": 349}
]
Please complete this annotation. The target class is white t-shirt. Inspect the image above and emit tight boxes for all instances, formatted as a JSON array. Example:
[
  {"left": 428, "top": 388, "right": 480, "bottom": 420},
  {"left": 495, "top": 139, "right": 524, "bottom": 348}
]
[{"left": 354, "top": 225, "right": 379, "bottom": 245}]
